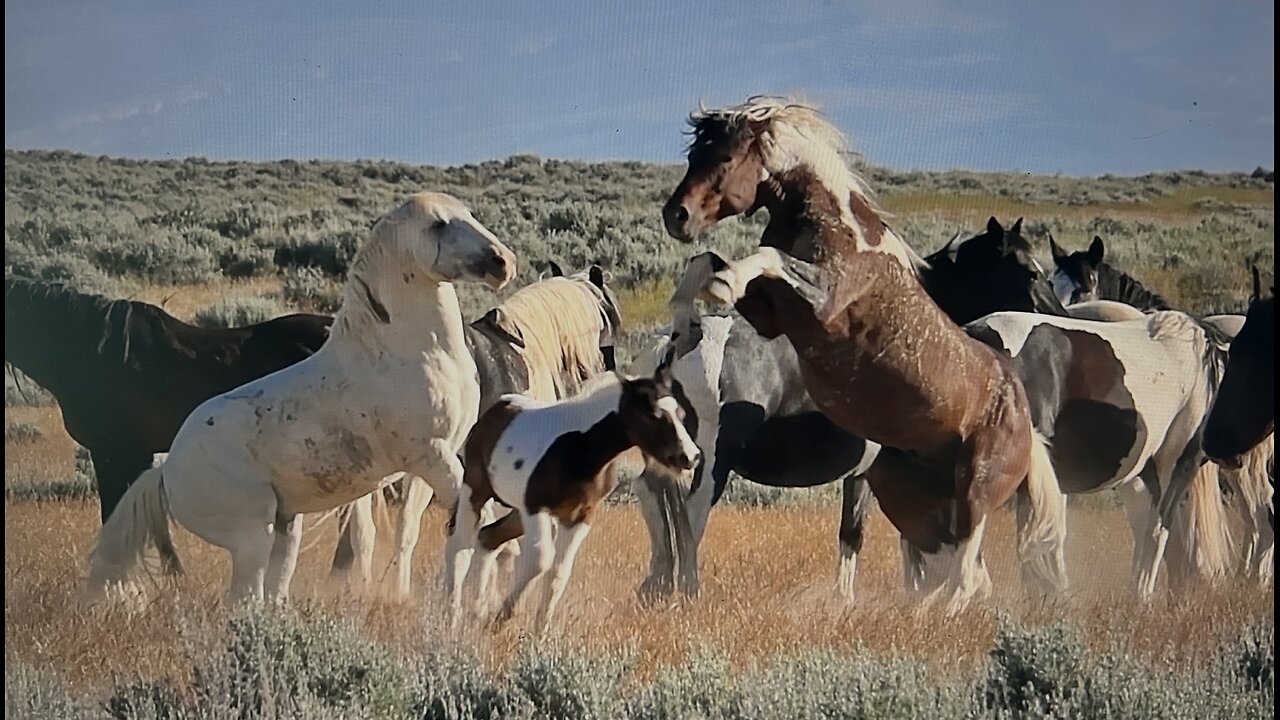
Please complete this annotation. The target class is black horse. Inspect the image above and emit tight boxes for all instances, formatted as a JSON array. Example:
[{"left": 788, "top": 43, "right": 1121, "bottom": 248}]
[
  {"left": 1204, "top": 267, "right": 1275, "bottom": 469},
  {"left": 1048, "top": 235, "right": 1174, "bottom": 310},
  {"left": 4, "top": 277, "right": 334, "bottom": 522}
]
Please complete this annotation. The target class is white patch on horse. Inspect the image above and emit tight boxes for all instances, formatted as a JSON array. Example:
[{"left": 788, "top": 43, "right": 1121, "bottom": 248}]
[
  {"left": 486, "top": 377, "right": 624, "bottom": 506},
  {"left": 656, "top": 395, "right": 699, "bottom": 463},
  {"left": 1052, "top": 270, "right": 1082, "bottom": 306}
]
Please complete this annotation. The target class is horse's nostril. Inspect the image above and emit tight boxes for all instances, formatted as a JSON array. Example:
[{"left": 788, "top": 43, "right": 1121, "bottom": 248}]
[{"left": 676, "top": 206, "right": 690, "bottom": 224}]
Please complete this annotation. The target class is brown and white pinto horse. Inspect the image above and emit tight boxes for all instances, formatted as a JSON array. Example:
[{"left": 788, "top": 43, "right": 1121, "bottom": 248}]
[
  {"left": 448, "top": 360, "right": 699, "bottom": 631},
  {"left": 661, "top": 98, "right": 1066, "bottom": 609}
]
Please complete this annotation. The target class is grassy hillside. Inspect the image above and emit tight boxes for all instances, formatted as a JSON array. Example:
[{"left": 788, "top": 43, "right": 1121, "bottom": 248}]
[{"left": 5, "top": 150, "right": 1274, "bottom": 331}]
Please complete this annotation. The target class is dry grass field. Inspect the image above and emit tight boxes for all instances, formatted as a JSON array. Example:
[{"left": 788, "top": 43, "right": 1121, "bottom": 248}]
[{"left": 5, "top": 397, "right": 1273, "bottom": 717}]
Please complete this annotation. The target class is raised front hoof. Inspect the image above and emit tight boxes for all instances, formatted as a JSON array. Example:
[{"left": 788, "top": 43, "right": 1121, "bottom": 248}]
[{"left": 699, "top": 276, "right": 738, "bottom": 307}]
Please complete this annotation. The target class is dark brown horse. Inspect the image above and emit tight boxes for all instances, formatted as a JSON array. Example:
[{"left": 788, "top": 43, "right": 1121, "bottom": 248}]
[
  {"left": 661, "top": 98, "right": 1066, "bottom": 608},
  {"left": 1205, "top": 267, "right": 1275, "bottom": 469},
  {"left": 4, "top": 277, "right": 333, "bottom": 525}
]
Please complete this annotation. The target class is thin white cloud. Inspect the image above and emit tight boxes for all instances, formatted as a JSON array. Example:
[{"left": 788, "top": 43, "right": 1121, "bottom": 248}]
[{"left": 51, "top": 86, "right": 213, "bottom": 132}]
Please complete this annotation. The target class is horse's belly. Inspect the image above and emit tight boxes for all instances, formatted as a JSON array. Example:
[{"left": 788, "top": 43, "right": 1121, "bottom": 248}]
[
  {"left": 1050, "top": 399, "right": 1145, "bottom": 493},
  {"left": 735, "top": 413, "right": 871, "bottom": 486}
]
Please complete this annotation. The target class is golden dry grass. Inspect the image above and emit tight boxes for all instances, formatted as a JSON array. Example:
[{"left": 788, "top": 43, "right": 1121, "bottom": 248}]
[{"left": 5, "top": 406, "right": 1273, "bottom": 697}]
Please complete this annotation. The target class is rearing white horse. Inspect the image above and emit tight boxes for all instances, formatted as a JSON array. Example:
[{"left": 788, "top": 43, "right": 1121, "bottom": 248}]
[{"left": 87, "top": 192, "right": 517, "bottom": 603}]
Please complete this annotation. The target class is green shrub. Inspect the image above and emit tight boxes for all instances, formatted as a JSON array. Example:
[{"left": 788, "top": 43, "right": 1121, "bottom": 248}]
[
  {"left": 4, "top": 659, "right": 104, "bottom": 720},
  {"left": 193, "top": 295, "right": 289, "bottom": 329},
  {"left": 282, "top": 267, "right": 344, "bottom": 314}
]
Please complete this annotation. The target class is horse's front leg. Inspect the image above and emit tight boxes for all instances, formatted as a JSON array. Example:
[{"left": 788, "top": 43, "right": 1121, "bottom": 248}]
[
  {"left": 634, "top": 466, "right": 678, "bottom": 603},
  {"left": 388, "top": 474, "right": 434, "bottom": 600},
  {"left": 697, "top": 249, "right": 825, "bottom": 308}
]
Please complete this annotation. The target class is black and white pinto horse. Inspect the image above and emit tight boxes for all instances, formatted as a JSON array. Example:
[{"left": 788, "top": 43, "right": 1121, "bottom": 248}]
[
  {"left": 1053, "top": 239, "right": 1271, "bottom": 584},
  {"left": 633, "top": 218, "right": 1068, "bottom": 602},
  {"left": 964, "top": 310, "right": 1235, "bottom": 597}
]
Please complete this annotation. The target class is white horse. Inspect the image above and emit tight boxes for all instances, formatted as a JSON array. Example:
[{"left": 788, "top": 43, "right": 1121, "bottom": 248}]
[{"left": 87, "top": 192, "right": 517, "bottom": 603}]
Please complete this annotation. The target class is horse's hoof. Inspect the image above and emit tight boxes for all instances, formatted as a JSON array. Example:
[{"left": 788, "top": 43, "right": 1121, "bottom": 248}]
[
  {"left": 700, "top": 278, "right": 737, "bottom": 306},
  {"left": 636, "top": 577, "right": 676, "bottom": 607}
]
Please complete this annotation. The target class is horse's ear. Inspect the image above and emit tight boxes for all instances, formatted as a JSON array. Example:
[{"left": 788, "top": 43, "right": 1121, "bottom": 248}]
[
  {"left": 654, "top": 359, "right": 675, "bottom": 389},
  {"left": 1010, "top": 217, "right": 1023, "bottom": 235},
  {"left": 942, "top": 231, "right": 960, "bottom": 255},
  {"left": 548, "top": 260, "right": 564, "bottom": 277},
  {"left": 1251, "top": 264, "right": 1262, "bottom": 303},
  {"left": 1049, "top": 234, "right": 1067, "bottom": 260},
  {"left": 658, "top": 337, "right": 678, "bottom": 372},
  {"left": 589, "top": 265, "right": 606, "bottom": 289},
  {"left": 1087, "top": 236, "right": 1105, "bottom": 265},
  {"left": 476, "top": 307, "right": 525, "bottom": 349},
  {"left": 986, "top": 217, "right": 1003, "bottom": 235}
]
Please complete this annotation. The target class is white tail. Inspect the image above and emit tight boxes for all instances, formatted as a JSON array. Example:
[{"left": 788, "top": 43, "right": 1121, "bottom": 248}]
[
  {"left": 1016, "top": 429, "right": 1069, "bottom": 594},
  {"left": 1170, "top": 460, "right": 1235, "bottom": 584},
  {"left": 86, "top": 466, "right": 172, "bottom": 598}
]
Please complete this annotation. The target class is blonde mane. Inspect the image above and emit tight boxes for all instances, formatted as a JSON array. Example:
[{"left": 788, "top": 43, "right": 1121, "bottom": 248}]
[
  {"left": 690, "top": 96, "right": 927, "bottom": 273},
  {"left": 495, "top": 276, "right": 614, "bottom": 400}
]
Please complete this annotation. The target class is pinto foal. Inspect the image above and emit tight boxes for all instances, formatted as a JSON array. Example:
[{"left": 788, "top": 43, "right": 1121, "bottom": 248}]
[{"left": 449, "top": 362, "right": 699, "bottom": 630}]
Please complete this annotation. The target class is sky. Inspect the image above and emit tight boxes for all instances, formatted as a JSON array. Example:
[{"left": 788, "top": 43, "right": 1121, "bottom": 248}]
[{"left": 4, "top": 0, "right": 1274, "bottom": 176}]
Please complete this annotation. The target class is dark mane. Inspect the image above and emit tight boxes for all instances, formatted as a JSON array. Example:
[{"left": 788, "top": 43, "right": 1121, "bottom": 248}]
[
  {"left": 1096, "top": 263, "right": 1173, "bottom": 311},
  {"left": 5, "top": 274, "right": 332, "bottom": 523},
  {"left": 4, "top": 276, "right": 172, "bottom": 366}
]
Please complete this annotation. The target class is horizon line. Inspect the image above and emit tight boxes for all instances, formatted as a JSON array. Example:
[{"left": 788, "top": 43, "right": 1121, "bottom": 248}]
[{"left": 4, "top": 145, "right": 1274, "bottom": 182}]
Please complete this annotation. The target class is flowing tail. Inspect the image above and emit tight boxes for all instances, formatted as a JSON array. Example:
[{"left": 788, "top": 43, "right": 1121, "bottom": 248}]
[
  {"left": 87, "top": 466, "right": 175, "bottom": 597},
  {"left": 1171, "top": 460, "right": 1236, "bottom": 584},
  {"left": 1016, "top": 429, "right": 1069, "bottom": 594}
]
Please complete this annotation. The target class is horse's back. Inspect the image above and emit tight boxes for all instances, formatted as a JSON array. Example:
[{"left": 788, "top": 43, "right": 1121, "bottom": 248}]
[
  {"left": 970, "top": 310, "right": 1213, "bottom": 491},
  {"left": 1066, "top": 300, "right": 1146, "bottom": 322}
]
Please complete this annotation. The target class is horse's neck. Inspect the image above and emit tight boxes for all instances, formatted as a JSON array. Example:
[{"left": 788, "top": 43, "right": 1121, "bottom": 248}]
[
  {"left": 1100, "top": 264, "right": 1172, "bottom": 311},
  {"left": 762, "top": 166, "right": 917, "bottom": 275},
  {"left": 333, "top": 274, "right": 470, "bottom": 360},
  {"left": 4, "top": 289, "right": 121, "bottom": 394},
  {"left": 573, "top": 411, "right": 633, "bottom": 475}
]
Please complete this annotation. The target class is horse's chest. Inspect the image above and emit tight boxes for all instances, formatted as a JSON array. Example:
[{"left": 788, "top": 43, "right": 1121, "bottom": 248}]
[{"left": 795, "top": 335, "right": 963, "bottom": 449}]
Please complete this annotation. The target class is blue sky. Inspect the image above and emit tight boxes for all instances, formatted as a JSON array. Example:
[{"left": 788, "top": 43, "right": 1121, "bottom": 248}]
[{"left": 4, "top": 0, "right": 1273, "bottom": 175}]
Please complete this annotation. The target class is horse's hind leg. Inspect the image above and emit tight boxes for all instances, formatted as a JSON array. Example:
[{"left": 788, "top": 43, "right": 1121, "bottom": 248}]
[
  {"left": 926, "top": 517, "right": 992, "bottom": 616},
  {"left": 389, "top": 475, "right": 434, "bottom": 600},
  {"left": 91, "top": 448, "right": 152, "bottom": 524},
  {"left": 265, "top": 513, "right": 303, "bottom": 603},
  {"left": 496, "top": 512, "right": 555, "bottom": 626},
  {"left": 1116, "top": 479, "right": 1156, "bottom": 586},
  {"left": 535, "top": 519, "right": 592, "bottom": 633},
  {"left": 837, "top": 473, "right": 875, "bottom": 604}
]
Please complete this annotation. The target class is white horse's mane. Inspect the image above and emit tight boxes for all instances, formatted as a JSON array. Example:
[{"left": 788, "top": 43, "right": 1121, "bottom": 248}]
[
  {"left": 496, "top": 275, "right": 615, "bottom": 399},
  {"left": 691, "top": 96, "right": 928, "bottom": 274}
]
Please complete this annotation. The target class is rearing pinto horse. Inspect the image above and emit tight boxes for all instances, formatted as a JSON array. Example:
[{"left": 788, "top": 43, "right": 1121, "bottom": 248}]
[{"left": 661, "top": 98, "right": 1066, "bottom": 609}]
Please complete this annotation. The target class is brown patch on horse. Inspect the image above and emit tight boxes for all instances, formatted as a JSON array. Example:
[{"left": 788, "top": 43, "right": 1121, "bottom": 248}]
[
  {"left": 461, "top": 399, "right": 524, "bottom": 519},
  {"left": 478, "top": 512, "right": 524, "bottom": 552},
  {"left": 524, "top": 426, "right": 629, "bottom": 527}
]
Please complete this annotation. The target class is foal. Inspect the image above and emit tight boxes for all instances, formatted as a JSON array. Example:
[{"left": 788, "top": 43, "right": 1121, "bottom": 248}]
[{"left": 450, "top": 362, "right": 699, "bottom": 630}]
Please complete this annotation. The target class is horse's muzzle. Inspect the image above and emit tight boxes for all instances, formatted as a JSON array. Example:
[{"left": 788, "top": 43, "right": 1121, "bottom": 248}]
[
  {"left": 479, "top": 247, "right": 518, "bottom": 290},
  {"left": 662, "top": 200, "right": 696, "bottom": 243}
]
